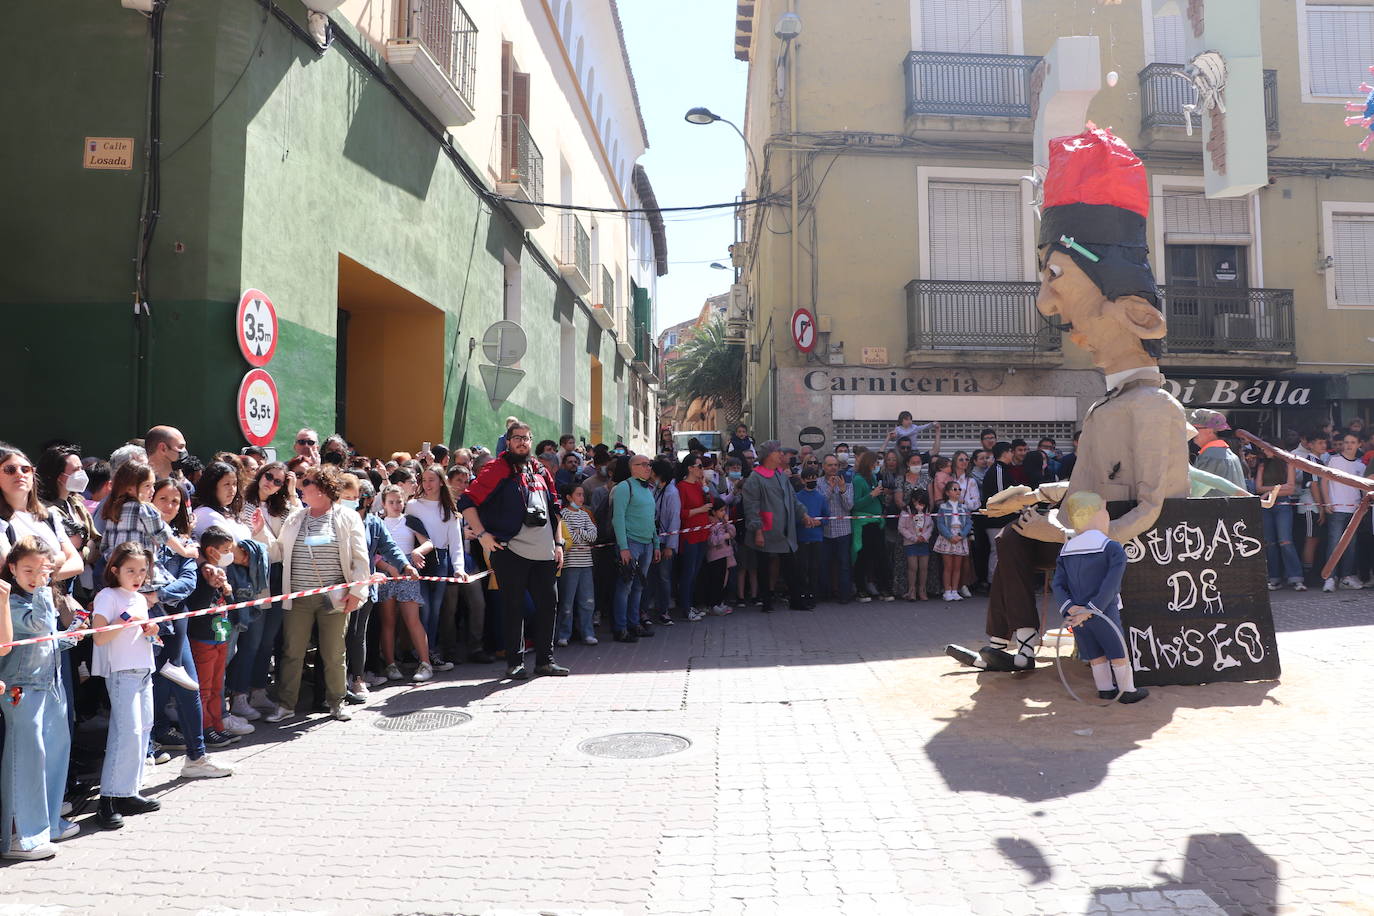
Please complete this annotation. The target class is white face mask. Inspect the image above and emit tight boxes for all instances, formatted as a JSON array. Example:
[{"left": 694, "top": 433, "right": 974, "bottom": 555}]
[
  {"left": 64, "top": 469, "right": 89, "bottom": 494},
  {"left": 339, "top": 498, "right": 360, "bottom": 511},
  {"left": 212, "top": 550, "right": 234, "bottom": 569}
]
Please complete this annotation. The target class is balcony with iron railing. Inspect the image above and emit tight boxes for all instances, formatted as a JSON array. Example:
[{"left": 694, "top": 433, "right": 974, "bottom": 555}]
[
  {"left": 633, "top": 327, "right": 660, "bottom": 383},
  {"left": 557, "top": 213, "right": 592, "bottom": 296},
  {"left": 497, "top": 113, "right": 544, "bottom": 229},
  {"left": 905, "top": 279, "right": 1295, "bottom": 363},
  {"left": 903, "top": 50, "right": 1042, "bottom": 120},
  {"left": 590, "top": 264, "right": 615, "bottom": 329},
  {"left": 385, "top": 0, "right": 477, "bottom": 127},
  {"left": 1139, "top": 64, "right": 1278, "bottom": 137}
]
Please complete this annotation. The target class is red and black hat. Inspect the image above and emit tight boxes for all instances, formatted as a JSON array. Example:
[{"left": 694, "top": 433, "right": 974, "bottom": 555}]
[{"left": 1039, "top": 124, "right": 1158, "bottom": 306}]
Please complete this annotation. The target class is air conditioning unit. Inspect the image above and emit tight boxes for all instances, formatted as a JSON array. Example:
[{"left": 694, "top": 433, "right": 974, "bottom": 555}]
[
  {"left": 1218, "top": 312, "right": 1259, "bottom": 347},
  {"left": 728, "top": 282, "right": 749, "bottom": 321},
  {"left": 729, "top": 243, "right": 746, "bottom": 268}
]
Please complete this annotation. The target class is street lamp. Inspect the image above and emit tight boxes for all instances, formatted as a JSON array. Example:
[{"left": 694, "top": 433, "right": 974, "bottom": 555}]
[
  {"left": 683, "top": 106, "right": 760, "bottom": 190},
  {"left": 710, "top": 262, "right": 730, "bottom": 271}
]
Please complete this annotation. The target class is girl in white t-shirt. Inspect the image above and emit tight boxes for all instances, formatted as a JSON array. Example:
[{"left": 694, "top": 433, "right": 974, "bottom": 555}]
[
  {"left": 91, "top": 542, "right": 162, "bottom": 829},
  {"left": 376, "top": 486, "right": 435, "bottom": 683}
]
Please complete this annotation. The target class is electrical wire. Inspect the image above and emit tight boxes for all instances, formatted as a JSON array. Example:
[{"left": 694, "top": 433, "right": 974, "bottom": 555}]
[{"left": 486, "top": 194, "right": 780, "bottom": 215}]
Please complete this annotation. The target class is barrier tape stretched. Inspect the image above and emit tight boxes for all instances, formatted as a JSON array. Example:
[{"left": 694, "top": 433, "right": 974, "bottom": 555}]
[{"left": 0, "top": 572, "right": 489, "bottom": 651}]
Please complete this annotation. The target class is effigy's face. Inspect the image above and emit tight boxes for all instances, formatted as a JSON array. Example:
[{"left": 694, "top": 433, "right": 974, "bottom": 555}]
[{"left": 1036, "top": 247, "right": 1109, "bottom": 356}]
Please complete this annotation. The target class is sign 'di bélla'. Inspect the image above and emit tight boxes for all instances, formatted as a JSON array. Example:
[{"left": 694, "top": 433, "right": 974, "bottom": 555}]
[{"left": 1163, "top": 378, "right": 1312, "bottom": 407}]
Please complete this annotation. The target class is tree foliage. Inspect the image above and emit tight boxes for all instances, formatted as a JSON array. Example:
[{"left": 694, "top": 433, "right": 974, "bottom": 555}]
[{"left": 664, "top": 317, "right": 744, "bottom": 425}]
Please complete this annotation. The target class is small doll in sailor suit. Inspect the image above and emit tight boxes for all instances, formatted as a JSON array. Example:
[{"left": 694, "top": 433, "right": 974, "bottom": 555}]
[{"left": 1051, "top": 491, "right": 1149, "bottom": 704}]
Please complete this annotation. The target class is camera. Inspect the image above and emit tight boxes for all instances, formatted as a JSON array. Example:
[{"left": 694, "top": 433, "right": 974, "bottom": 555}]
[{"left": 523, "top": 504, "right": 548, "bottom": 528}]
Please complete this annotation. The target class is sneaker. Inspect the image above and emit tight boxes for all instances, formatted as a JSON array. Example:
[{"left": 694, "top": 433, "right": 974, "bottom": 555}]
[
  {"left": 350, "top": 677, "right": 370, "bottom": 698},
  {"left": 555, "top": 638, "right": 569, "bottom": 647},
  {"left": 264, "top": 705, "right": 294, "bottom": 723},
  {"left": 158, "top": 661, "right": 199, "bottom": 692},
  {"left": 181, "top": 755, "right": 233, "bottom": 779},
  {"left": 1267, "top": 579, "right": 1281, "bottom": 591},
  {"left": 856, "top": 594, "right": 873, "bottom": 603},
  {"left": 943, "top": 590, "right": 955, "bottom": 601},
  {"left": 222, "top": 714, "right": 255, "bottom": 736},
  {"left": 959, "top": 586, "right": 973, "bottom": 599},
  {"left": 249, "top": 688, "right": 275, "bottom": 711},
  {"left": 1, "top": 842, "right": 57, "bottom": 861},
  {"left": 1323, "top": 577, "right": 1337, "bottom": 593},
  {"left": 880, "top": 594, "right": 895, "bottom": 602},
  {"left": 412, "top": 663, "right": 434, "bottom": 683},
  {"left": 55, "top": 819, "right": 80, "bottom": 841},
  {"left": 330, "top": 703, "right": 353, "bottom": 722},
  {"left": 582, "top": 635, "right": 599, "bottom": 645},
  {"left": 363, "top": 671, "right": 389, "bottom": 688},
  {"left": 709, "top": 604, "right": 734, "bottom": 616},
  {"left": 60, "top": 801, "right": 72, "bottom": 817},
  {"left": 1293, "top": 581, "right": 1308, "bottom": 592},
  {"left": 229, "top": 694, "right": 262, "bottom": 721},
  {"left": 635, "top": 623, "right": 655, "bottom": 638},
  {"left": 1340, "top": 576, "right": 1365, "bottom": 590},
  {"left": 657, "top": 614, "right": 675, "bottom": 626},
  {"left": 147, "top": 748, "right": 171, "bottom": 765},
  {"left": 155, "top": 728, "right": 187, "bottom": 751},
  {"left": 204, "top": 729, "right": 238, "bottom": 748},
  {"left": 431, "top": 656, "right": 455, "bottom": 673},
  {"left": 613, "top": 630, "right": 638, "bottom": 643},
  {"left": 384, "top": 663, "right": 404, "bottom": 681}
]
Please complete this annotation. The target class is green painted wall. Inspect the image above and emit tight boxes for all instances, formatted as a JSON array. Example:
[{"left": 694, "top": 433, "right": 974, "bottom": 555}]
[{"left": 1, "top": 0, "right": 627, "bottom": 459}]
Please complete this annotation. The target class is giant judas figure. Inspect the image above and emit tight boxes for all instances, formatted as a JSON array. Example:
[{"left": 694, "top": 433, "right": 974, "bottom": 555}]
[{"left": 946, "top": 125, "right": 1191, "bottom": 673}]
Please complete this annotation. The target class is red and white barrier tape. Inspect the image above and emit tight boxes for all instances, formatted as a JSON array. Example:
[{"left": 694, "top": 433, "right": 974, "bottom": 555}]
[{"left": 0, "top": 572, "right": 489, "bottom": 650}]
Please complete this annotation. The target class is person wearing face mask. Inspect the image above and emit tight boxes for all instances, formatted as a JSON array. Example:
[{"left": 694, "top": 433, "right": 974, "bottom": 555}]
[
  {"left": 184, "top": 528, "right": 249, "bottom": 748},
  {"left": 675, "top": 455, "right": 712, "bottom": 622},
  {"left": 35, "top": 446, "right": 100, "bottom": 601},
  {"left": 144, "top": 426, "right": 192, "bottom": 497},
  {"left": 793, "top": 466, "right": 826, "bottom": 608}
]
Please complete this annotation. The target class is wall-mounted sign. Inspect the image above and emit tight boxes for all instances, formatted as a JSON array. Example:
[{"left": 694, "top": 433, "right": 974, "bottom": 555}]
[
  {"left": 1213, "top": 259, "right": 1237, "bottom": 282},
  {"left": 237, "top": 369, "right": 280, "bottom": 447},
  {"left": 236, "top": 288, "right": 279, "bottom": 367},
  {"left": 791, "top": 308, "right": 816, "bottom": 353},
  {"left": 804, "top": 370, "right": 982, "bottom": 394},
  {"left": 1163, "top": 377, "right": 1312, "bottom": 408},
  {"left": 861, "top": 347, "right": 888, "bottom": 365},
  {"left": 83, "top": 137, "right": 134, "bottom": 170},
  {"left": 798, "top": 426, "right": 826, "bottom": 448}
]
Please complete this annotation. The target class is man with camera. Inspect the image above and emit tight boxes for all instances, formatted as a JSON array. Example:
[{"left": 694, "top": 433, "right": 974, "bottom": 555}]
[{"left": 457, "top": 423, "right": 569, "bottom": 679}]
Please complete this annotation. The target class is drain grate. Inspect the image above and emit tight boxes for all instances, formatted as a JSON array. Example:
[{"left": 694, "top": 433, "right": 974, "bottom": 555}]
[
  {"left": 372, "top": 710, "right": 472, "bottom": 732},
  {"left": 578, "top": 732, "right": 691, "bottom": 759}
]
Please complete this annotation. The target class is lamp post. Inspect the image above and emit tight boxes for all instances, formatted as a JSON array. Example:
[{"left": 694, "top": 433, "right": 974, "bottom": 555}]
[{"left": 683, "top": 107, "right": 760, "bottom": 190}]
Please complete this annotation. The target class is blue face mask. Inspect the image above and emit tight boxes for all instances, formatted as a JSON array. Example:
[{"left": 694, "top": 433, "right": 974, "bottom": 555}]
[
  {"left": 728, "top": 470, "right": 742, "bottom": 480},
  {"left": 339, "top": 499, "right": 360, "bottom": 511}
]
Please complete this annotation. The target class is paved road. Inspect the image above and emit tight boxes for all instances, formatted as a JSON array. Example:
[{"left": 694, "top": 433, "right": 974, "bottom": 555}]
[{"left": 2, "top": 588, "right": 1370, "bottom": 916}]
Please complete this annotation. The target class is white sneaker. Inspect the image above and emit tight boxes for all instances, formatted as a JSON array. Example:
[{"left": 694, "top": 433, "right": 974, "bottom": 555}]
[
  {"left": 222, "top": 714, "right": 255, "bottom": 736},
  {"left": 1323, "top": 578, "right": 1336, "bottom": 593},
  {"left": 943, "top": 590, "right": 955, "bottom": 601},
  {"left": 363, "top": 672, "right": 389, "bottom": 688},
  {"left": 555, "top": 638, "right": 569, "bottom": 647},
  {"left": 1293, "top": 582, "right": 1308, "bottom": 592},
  {"left": 158, "top": 661, "right": 199, "bottom": 692},
  {"left": 148, "top": 749, "right": 171, "bottom": 765},
  {"left": 1267, "top": 579, "right": 1281, "bottom": 591},
  {"left": 249, "top": 688, "right": 275, "bottom": 711},
  {"left": 60, "top": 801, "right": 72, "bottom": 817},
  {"left": 687, "top": 609, "right": 705, "bottom": 622},
  {"left": 330, "top": 703, "right": 353, "bottom": 722},
  {"left": 229, "top": 694, "right": 262, "bottom": 721},
  {"left": 710, "top": 604, "right": 734, "bottom": 616},
  {"left": 181, "top": 755, "right": 233, "bottom": 779},
  {"left": 350, "top": 677, "right": 370, "bottom": 697},
  {"left": 384, "top": 663, "right": 404, "bottom": 681},
  {"left": 412, "top": 663, "right": 434, "bottom": 683},
  {"left": 582, "top": 635, "right": 599, "bottom": 645},
  {"left": 55, "top": 819, "right": 80, "bottom": 841},
  {"left": 959, "top": 586, "right": 972, "bottom": 599},
  {"left": 264, "top": 704, "right": 294, "bottom": 723},
  {"left": 1340, "top": 575, "right": 1365, "bottom": 590},
  {"left": 1, "top": 842, "right": 56, "bottom": 861}
]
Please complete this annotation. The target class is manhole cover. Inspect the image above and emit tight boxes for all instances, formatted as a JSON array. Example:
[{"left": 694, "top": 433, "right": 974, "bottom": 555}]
[
  {"left": 578, "top": 732, "right": 691, "bottom": 759},
  {"left": 372, "top": 710, "right": 471, "bottom": 732}
]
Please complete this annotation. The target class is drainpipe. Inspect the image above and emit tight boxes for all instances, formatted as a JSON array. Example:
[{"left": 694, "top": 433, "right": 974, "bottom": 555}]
[{"left": 784, "top": 0, "right": 799, "bottom": 442}]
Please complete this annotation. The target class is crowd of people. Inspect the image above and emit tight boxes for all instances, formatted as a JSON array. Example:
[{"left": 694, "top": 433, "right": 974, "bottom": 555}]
[{"left": 1, "top": 406, "right": 1370, "bottom": 861}]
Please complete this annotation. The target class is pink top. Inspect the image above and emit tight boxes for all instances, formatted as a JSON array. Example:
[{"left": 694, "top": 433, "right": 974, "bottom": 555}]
[
  {"left": 898, "top": 509, "right": 934, "bottom": 545},
  {"left": 706, "top": 520, "right": 737, "bottom": 565}
]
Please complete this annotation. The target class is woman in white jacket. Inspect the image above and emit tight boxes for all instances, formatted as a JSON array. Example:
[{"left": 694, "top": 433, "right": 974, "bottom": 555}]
[{"left": 254, "top": 465, "right": 370, "bottom": 724}]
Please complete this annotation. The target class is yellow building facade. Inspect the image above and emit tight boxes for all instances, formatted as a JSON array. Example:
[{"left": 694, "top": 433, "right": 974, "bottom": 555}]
[{"left": 733, "top": 0, "right": 1374, "bottom": 451}]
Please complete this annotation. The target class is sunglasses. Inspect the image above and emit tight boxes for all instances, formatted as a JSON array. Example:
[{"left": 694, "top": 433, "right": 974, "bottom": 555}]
[
  {"left": 263, "top": 474, "right": 285, "bottom": 486},
  {"left": 300, "top": 478, "right": 317, "bottom": 489},
  {"left": 1, "top": 464, "right": 34, "bottom": 476},
  {"left": 297, "top": 438, "right": 317, "bottom": 446}
]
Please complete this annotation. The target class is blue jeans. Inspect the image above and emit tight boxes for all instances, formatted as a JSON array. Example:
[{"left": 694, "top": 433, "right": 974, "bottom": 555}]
[
  {"left": 152, "top": 616, "right": 206, "bottom": 761},
  {"left": 1326, "top": 512, "right": 1357, "bottom": 578},
  {"left": 613, "top": 539, "right": 655, "bottom": 632},
  {"left": 1, "top": 681, "right": 69, "bottom": 852},
  {"left": 421, "top": 550, "right": 452, "bottom": 651},
  {"left": 822, "top": 534, "right": 853, "bottom": 599},
  {"left": 227, "top": 606, "right": 268, "bottom": 695},
  {"left": 102, "top": 669, "right": 153, "bottom": 798},
  {"left": 557, "top": 565, "right": 595, "bottom": 642},
  {"left": 647, "top": 550, "right": 676, "bottom": 616},
  {"left": 1262, "top": 503, "right": 1303, "bottom": 583},
  {"left": 676, "top": 540, "right": 706, "bottom": 612}
]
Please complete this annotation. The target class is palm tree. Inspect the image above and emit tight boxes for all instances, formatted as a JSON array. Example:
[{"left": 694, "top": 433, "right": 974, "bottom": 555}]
[{"left": 664, "top": 316, "right": 744, "bottom": 429}]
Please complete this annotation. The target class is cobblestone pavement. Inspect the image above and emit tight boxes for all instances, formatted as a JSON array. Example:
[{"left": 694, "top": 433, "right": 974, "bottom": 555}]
[{"left": 3, "top": 588, "right": 1371, "bottom": 916}]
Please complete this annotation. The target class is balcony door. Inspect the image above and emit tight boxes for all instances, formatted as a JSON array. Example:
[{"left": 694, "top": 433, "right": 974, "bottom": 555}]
[
  {"left": 1165, "top": 244, "right": 1251, "bottom": 350},
  {"left": 920, "top": 0, "right": 1010, "bottom": 53}
]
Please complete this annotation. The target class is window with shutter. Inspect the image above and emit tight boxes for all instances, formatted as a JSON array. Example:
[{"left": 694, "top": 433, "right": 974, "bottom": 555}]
[
  {"left": 1151, "top": 10, "right": 1187, "bottom": 63},
  {"left": 920, "top": 0, "right": 1009, "bottom": 54},
  {"left": 928, "top": 182, "right": 1022, "bottom": 281},
  {"left": 1161, "top": 190, "right": 1252, "bottom": 242},
  {"left": 1305, "top": 6, "right": 1374, "bottom": 96},
  {"left": 1332, "top": 215, "right": 1374, "bottom": 306}
]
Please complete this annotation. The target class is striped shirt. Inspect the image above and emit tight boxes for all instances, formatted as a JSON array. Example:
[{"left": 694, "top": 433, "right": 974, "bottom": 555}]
[
  {"left": 561, "top": 506, "right": 598, "bottom": 568},
  {"left": 291, "top": 509, "right": 345, "bottom": 589}
]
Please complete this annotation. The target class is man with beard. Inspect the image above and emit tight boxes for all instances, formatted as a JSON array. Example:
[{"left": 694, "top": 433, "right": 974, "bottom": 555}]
[
  {"left": 458, "top": 423, "right": 569, "bottom": 679},
  {"left": 946, "top": 125, "right": 1190, "bottom": 673}
]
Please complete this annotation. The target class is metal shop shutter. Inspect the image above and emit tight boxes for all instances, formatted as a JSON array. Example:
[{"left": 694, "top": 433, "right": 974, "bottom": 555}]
[
  {"left": 921, "top": 0, "right": 1009, "bottom": 54},
  {"left": 1306, "top": 6, "right": 1374, "bottom": 96},
  {"left": 928, "top": 181, "right": 1022, "bottom": 281},
  {"left": 1333, "top": 214, "right": 1374, "bottom": 305},
  {"left": 1161, "top": 189, "right": 1252, "bottom": 243}
]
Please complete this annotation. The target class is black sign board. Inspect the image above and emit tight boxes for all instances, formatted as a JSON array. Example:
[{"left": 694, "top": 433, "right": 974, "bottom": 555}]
[
  {"left": 1108, "top": 498, "right": 1280, "bottom": 687},
  {"left": 798, "top": 426, "right": 826, "bottom": 448}
]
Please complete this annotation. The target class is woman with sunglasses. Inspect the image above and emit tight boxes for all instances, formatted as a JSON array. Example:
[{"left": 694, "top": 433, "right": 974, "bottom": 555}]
[
  {"left": 0, "top": 445, "right": 83, "bottom": 583},
  {"left": 236, "top": 462, "right": 294, "bottom": 718}
]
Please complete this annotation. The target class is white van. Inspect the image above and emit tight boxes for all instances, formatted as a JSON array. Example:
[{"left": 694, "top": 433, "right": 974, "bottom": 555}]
[{"left": 672, "top": 430, "right": 724, "bottom": 459}]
